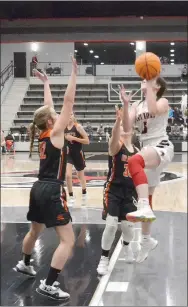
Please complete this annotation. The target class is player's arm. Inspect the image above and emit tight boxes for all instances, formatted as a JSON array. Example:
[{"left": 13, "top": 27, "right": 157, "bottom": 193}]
[
  {"left": 68, "top": 124, "right": 90, "bottom": 145},
  {"left": 146, "top": 80, "right": 168, "bottom": 115},
  {"left": 50, "top": 56, "right": 77, "bottom": 149},
  {"left": 109, "top": 106, "right": 122, "bottom": 156},
  {"left": 33, "top": 69, "right": 54, "bottom": 108},
  {"left": 120, "top": 85, "right": 136, "bottom": 133}
]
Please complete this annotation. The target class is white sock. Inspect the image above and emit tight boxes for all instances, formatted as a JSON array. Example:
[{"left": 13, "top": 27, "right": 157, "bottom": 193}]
[{"left": 139, "top": 198, "right": 149, "bottom": 205}]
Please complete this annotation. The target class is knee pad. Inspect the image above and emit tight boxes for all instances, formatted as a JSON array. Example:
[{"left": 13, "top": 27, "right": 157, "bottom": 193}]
[
  {"left": 121, "top": 220, "right": 134, "bottom": 243},
  {"left": 102, "top": 215, "right": 118, "bottom": 251}
]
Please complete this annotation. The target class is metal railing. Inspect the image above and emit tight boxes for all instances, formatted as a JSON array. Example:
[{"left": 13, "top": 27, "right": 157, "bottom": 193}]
[{"left": 0, "top": 61, "right": 14, "bottom": 91}]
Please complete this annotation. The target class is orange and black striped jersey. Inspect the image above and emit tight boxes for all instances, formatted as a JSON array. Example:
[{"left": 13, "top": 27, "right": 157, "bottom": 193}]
[
  {"left": 107, "top": 144, "right": 138, "bottom": 187},
  {"left": 65, "top": 123, "right": 82, "bottom": 152},
  {"left": 38, "top": 129, "right": 67, "bottom": 183}
]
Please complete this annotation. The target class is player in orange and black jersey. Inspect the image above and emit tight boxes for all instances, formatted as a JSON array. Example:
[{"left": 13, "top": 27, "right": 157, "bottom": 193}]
[
  {"left": 65, "top": 113, "right": 89, "bottom": 206},
  {"left": 97, "top": 106, "right": 139, "bottom": 276},
  {"left": 14, "top": 57, "right": 77, "bottom": 301}
]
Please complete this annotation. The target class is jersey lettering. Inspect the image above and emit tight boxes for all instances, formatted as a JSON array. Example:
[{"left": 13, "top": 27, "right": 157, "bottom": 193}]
[
  {"left": 123, "top": 164, "right": 131, "bottom": 178},
  {"left": 39, "top": 141, "right": 46, "bottom": 160},
  {"left": 142, "top": 121, "right": 148, "bottom": 134}
]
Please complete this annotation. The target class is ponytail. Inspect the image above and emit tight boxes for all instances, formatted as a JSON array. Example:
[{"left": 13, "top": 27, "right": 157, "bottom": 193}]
[{"left": 29, "top": 123, "right": 36, "bottom": 158}]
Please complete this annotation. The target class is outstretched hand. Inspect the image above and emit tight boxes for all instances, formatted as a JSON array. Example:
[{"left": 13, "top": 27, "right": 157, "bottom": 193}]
[
  {"left": 71, "top": 55, "right": 78, "bottom": 74},
  {"left": 115, "top": 105, "right": 122, "bottom": 121},
  {"left": 33, "top": 69, "right": 48, "bottom": 83},
  {"left": 119, "top": 85, "right": 132, "bottom": 106}
]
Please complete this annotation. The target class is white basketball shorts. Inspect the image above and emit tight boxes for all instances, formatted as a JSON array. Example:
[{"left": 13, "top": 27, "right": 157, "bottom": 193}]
[{"left": 144, "top": 139, "right": 174, "bottom": 187}]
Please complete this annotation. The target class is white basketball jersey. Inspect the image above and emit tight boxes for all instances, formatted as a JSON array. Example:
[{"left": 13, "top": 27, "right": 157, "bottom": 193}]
[{"left": 135, "top": 100, "right": 169, "bottom": 146}]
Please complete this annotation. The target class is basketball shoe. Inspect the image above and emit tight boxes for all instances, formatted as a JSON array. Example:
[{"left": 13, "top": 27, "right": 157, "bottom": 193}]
[
  {"left": 126, "top": 199, "right": 156, "bottom": 223},
  {"left": 36, "top": 279, "right": 70, "bottom": 300},
  {"left": 68, "top": 196, "right": 75, "bottom": 207},
  {"left": 136, "top": 237, "right": 158, "bottom": 263},
  {"left": 14, "top": 260, "right": 36, "bottom": 277},
  {"left": 97, "top": 256, "right": 109, "bottom": 275}
]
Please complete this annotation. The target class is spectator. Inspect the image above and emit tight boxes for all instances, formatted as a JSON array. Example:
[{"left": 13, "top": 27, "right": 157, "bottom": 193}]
[
  {"left": 32, "top": 54, "right": 38, "bottom": 68},
  {"left": 174, "top": 107, "right": 182, "bottom": 125},
  {"left": 97, "top": 124, "right": 104, "bottom": 142},
  {"left": 171, "top": 124, "right": 180, "bottom": 137},
  {"left": 166, "top": 123, "right": 172, "bottom": 135},
  {"left": 181, "top": 92, "right": 187, "bottom": 124},
  {"left": 183, "top": 124, "right": 188, "bottom": 141},
  {"left": 1, "top": 130, "right": 6, "bottom": 154},
  {"left": 104, "top": 125, "right": 111, "bottom": 143},
  {"left": 5, "top": 131, "right": 15, "bottom": 154},
  {"left": 181, "top": 65, "right": 188, "bottom": 81},
  {"left": 20, "top": 125, "right": 27, "bottom": 141},
  {"left": 168, "top": 106, "right": 174, "bottom": 124},
  {"left": 85, "top": 122, "right": 94, "bottom": 141}
]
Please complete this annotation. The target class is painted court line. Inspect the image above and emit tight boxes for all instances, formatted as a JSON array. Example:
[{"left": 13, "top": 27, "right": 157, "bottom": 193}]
[{"left": 89, "top": 236, "right": 122, "bottom": 306}]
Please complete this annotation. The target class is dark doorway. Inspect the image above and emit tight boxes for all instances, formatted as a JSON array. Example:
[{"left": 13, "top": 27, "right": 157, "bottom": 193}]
[{"left": 14, "top": 52, "right": 26, "bottom": 78}]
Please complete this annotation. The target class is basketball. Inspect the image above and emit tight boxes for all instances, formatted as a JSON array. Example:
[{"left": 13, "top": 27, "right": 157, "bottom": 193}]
[{"left": 135, "top": 52, "right": 161, "bottom": 80}]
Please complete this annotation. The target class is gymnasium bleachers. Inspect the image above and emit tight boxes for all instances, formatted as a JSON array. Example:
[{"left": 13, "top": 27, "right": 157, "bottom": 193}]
[{"left": 10, "top": 77, "right": 187, "bottom": 139}]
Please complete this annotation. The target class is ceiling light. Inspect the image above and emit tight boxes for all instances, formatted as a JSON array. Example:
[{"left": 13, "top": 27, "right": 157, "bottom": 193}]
[
  {"left": 100, "top": 62, "right": 104, "bottom": 65},
  {"left": 94, "top": 55, "right": 99, "bottom": 58},
  {"left": 171, "top": 63, "right": 174, "bottom": 65},
  {"left": 31, "top": 42, "right": 38, "bottom": 52},
  {"left": 170, "top": 54, "right": 174, "bottom": 57},
  {"left": 134, "top": 50, "right": 136, "bottom": 53},
  {"left": 89, "top": 50, "right": 94, "bottom": 54},
  {"left": 74, "top": 50, "right": 78, "bottom": 53},
  {"left": 170, "top": 49, "right": 175, "bottom": 52},
  {"left": 84, "top": 43, "right": 88, "bottom": 46},
  {"left": 130, "top": 42, "right": 135, "bottom": 45},
  {"left": 170, "top": 59, "right": 174, "bottom": 62},
  {"left": 170, "top": 42, "right": 175, "bottom": 45}
]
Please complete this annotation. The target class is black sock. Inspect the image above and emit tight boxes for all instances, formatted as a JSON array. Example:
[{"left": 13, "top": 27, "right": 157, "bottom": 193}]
[
  {"left": 46, "top": 267, "right": 61, "bottom": 286},
  {"left": 23, "top": 253, "right": 31, "bottom": 266},
  {"left": 82, "top": 189, "right": 87, "bottom": 195},
  {"left": 69, "top": 192, "right": 73, "bottom": 197},
  {"left": 123, "top": 241, "right": 129, "bottom": 246},
  {"left": 102, "top": 249, "right": 109, "bottom": 257}
]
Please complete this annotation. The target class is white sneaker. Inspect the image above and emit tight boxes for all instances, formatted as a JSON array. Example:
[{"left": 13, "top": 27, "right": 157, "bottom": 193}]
[
  {"left": 14, "top": 260, "right": 36, "bottom": 277},
  {"left": 68, "top": 196, "right": 75, "bottom": 207},
  {"left": 124, "top": 244, "right": 135, "bottom": 263},
  {"left": 36, "top": 279, "right": 70, "bottom": 300},
  {"left": 136, "top": 237, "right": 158, "bottom": 263},
  {"left": 81, "top": 194, "right": 87, "bottom": 206},
  {"left": 126, "top": 199, "right": 156, "bottom": 223},
  {"left": 97, "top": 256, "right": 109, "bottom": 275}
]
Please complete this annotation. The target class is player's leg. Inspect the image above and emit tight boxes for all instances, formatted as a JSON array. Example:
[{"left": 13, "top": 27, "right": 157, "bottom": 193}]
[
  {"left": 66, "top": 162, "right": 75, "bottom": 206},
  {"left": 15, "top": 222, "right": 44, "bottom": 276},
  {"left": 15, "top": 181, "right": 45, "bottom": 276},
  {"left": 97, "top": 184, "right": 119, "bottom": 275},
  {"left": 127, "top": 140, "right": 174, "bottom": 222},
  {"left": 120, "top": 189, "right": 137, "bottom": 263},
  {"left": 37, "top": 186, "right": 74, "bottom": 300},
  {"left": 136, "top": 186, "right": 158, "bottom": 263},
  {"left": 74, "top": 150, "right": 87, "bottom": 205}
]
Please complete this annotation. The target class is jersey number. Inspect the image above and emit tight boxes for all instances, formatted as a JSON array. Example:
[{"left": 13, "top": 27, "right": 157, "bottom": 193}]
[
  {"left": 39, "top": 141, "right": 46, "bottom": 160},
  {"left": 142, "top": 121, "right": 148, "bottom": 134},
  {"left": 123, "top": 164, "right": 131, "bottom": 178}
]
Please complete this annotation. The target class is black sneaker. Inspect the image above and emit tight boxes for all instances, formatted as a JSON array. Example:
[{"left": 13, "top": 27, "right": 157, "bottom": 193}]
[{"left": 36, "top": 279, "right": 70, "bottom": 301}]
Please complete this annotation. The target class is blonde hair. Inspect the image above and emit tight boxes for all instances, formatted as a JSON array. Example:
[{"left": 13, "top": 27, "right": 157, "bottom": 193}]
[{"left": 29, "top": 105, "right": 54, "bottom": 158}]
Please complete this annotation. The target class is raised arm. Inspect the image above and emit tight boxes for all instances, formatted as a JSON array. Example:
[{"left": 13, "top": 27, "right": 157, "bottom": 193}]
[
  {"left": 33, "top": 69, "right": 54, "bottom": 107},
  {"left": 146, "top": 79, "right": 168, "bottom": 115},
  {"left": 50, "top": 56, "right": 77, "bottom": 149},
  {"left": 120, "top": 85, "right": 136, "bottom": 133},
  {"left": 109, "top": 106, "right": 122, "bottom": 156}
]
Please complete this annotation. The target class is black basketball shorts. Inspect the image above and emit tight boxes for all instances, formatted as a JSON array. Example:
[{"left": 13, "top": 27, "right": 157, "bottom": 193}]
[
  {"left": 102, "top": 182, "right": 138, "bottom": 222},
  {"left": 67, "top": 149, "right": 86, "bottom": 171},
  {"left": 27, "top": 180, "right": 72, "bottom": 228}
]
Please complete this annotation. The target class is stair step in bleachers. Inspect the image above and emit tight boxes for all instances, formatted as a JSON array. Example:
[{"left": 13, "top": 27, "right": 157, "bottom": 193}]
[{"left": 10, "top": 77, "right": 187, "bottom": 135}]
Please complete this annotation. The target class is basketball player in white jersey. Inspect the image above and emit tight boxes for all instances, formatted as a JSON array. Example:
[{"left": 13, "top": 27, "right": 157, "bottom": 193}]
[{"left": 120, "top": 77, "right": 174, "bottom": 262}]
